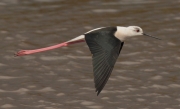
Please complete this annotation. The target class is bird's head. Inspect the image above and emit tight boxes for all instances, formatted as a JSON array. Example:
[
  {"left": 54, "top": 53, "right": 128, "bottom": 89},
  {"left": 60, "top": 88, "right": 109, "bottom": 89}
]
[
  {"left": 117, "top": 26, "right": 160, "bottom": 40},
  {"left": 126, "top": 26, "right": 143, "bottom": 36}
]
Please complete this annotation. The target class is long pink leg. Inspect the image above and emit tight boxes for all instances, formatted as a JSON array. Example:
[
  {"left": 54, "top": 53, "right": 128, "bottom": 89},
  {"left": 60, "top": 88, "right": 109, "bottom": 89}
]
[{"left": 15, "top": 40, "right": 85, "bottom": 56}]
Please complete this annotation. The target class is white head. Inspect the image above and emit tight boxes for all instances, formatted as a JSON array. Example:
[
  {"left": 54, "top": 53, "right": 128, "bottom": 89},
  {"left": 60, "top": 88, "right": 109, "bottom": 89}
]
[
  {"left": 115, "top": 26, "right": 160, "bottom": 41},
  {"left": 126, "top": 26, "right": 143, "bottom": 37}
]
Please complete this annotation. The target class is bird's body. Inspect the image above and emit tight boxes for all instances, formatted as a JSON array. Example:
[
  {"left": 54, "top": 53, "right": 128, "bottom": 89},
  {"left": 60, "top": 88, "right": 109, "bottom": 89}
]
[{"left": 16, "top": 26, "right": 160, "bottom": 96}]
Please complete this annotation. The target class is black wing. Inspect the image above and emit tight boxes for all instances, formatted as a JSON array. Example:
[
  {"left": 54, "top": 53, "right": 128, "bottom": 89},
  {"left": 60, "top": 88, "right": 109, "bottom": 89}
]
[{"left": 85, "top": 27, "right": 124, "bottom": 96}]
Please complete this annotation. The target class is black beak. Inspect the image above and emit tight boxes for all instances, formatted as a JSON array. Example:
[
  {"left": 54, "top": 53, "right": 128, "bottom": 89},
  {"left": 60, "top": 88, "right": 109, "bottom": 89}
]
[{"left": 143, "top": 33, "right": 161, "bottom": 40}]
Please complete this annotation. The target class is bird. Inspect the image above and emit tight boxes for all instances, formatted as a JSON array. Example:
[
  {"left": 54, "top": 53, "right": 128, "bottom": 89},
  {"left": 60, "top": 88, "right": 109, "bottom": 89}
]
[{"left": 15, "top": 26, "right": 160, "bottom": 96}]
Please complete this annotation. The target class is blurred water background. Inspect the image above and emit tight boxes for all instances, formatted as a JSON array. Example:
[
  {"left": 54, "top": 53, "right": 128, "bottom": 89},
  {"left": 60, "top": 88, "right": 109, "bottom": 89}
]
[{"left": 0, "top": 0, "right": 180, "bottom": 109}]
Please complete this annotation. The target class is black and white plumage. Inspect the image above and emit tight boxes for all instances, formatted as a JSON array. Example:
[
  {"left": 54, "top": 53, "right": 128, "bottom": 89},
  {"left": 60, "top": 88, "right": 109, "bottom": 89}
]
[
  {"left": 16, "top": 26, "right": 160, "bottom": 96},
  {"left": 85, "top": 27, "right": 124, "bottom": 95}
]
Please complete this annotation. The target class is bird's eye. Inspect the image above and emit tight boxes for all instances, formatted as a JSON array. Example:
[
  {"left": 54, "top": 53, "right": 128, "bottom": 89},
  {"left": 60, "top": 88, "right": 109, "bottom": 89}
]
[{"left": 136, "top": 29, "right": 140, "bottom": 32}]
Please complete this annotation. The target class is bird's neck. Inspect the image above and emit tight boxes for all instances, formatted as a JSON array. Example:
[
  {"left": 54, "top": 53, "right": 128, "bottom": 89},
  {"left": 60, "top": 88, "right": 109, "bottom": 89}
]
[{"left": 114, "top": 26, "right": 129, "bottom": 41}]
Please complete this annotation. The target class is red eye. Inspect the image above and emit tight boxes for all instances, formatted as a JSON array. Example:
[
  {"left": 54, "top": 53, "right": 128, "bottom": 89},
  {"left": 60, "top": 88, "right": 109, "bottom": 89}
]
[{"left": 136, "top": 29, "right": 140, "bottom": 32}]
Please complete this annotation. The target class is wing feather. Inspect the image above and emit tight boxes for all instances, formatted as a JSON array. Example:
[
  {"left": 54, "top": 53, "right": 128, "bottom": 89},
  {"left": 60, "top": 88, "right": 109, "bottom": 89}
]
[{"left": 85, "top": 27, "right": 124, "bottom": 96}]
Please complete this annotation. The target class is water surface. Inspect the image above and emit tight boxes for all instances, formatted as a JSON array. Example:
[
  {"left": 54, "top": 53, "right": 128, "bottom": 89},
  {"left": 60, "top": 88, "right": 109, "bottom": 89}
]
[{"left": 0, "top": 0, "right": 180, "bottom": 109}]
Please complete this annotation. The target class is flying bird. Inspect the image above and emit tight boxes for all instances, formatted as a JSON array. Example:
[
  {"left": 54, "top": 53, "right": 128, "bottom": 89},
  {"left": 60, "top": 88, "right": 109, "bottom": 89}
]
[{"left": 15, "top": 26, "right": 160, "bottom": 96}]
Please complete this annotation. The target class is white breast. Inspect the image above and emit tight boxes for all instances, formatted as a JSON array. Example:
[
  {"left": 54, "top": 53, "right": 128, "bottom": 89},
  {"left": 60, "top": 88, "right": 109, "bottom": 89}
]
[{"left": 114, "top": 26, "right": 128, "bottom": 41}]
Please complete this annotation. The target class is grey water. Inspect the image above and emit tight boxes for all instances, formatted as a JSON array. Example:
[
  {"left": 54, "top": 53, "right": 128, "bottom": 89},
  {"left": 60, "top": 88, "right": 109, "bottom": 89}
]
[{"left": 0, "top": 0, "right": 180, "bottom": 109}]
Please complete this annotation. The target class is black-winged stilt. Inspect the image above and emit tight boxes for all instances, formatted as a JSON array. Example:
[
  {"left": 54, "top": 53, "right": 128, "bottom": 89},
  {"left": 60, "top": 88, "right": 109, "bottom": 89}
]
[{"left": 15, "top": 26, "right": 160, "bottom": 96}]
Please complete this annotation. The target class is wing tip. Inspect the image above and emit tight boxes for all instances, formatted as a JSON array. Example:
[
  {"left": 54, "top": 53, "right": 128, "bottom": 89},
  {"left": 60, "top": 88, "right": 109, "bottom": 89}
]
[
  {"left": 96, "top": 90, "right": 100, "bottom": 96},
  {"left": 95, "top": 88, "right": 102, "bottom": 96}
]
